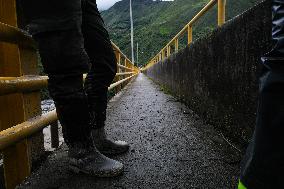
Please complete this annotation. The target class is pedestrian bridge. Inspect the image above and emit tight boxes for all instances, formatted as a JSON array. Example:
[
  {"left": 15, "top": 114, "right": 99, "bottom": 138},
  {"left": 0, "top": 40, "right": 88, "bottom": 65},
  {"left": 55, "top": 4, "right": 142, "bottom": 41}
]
[{"left": 0, "top": 0, "right": 271, "bottom": 188}]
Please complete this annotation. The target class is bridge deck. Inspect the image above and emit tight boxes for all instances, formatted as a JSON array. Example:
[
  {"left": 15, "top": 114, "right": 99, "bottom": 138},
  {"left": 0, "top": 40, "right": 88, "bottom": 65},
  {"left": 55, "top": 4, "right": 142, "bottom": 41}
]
[{"left": 18, "top": 74, "right": 241, "bottom": 189}]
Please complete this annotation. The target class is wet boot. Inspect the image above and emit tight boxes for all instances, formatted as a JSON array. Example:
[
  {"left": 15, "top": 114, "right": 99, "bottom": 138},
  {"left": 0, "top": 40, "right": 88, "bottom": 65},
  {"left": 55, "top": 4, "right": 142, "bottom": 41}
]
[
  {"left": 91, "top": 111, "right": 129, "bottom": 155},
  {"left": 81, "top": 0, "right": 129, "bottom": 156},
  {"left": 68, "top": 139, "right": 124, "bottom": 177}
]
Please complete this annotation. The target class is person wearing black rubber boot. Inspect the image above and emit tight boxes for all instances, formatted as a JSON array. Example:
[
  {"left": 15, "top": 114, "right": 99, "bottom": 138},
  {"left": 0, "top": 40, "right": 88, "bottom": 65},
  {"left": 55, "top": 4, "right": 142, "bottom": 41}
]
[
  {"left": 238, "top": 0, "right": 284, "bottom": 188},
  {"left": 19, "top": 0, "right": 128, "bottom": 177},
  {"left": 82, "top": 0, "right": 130, "bottom": 155}
]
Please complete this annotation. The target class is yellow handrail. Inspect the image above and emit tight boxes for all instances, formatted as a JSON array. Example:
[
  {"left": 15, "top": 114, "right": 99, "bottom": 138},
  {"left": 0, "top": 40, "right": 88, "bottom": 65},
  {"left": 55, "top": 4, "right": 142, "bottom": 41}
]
[
  {"left": 0, "top": 76, "right": 48, "bottom": 95},
  {"left": 0, "top": 110, "right": 57, "bottom": 151},
  {"left": 143, "top": 0, "right": 226, "bottom": 70},
  {"left": 0, "top": 22, "right": 36, "bottom": 49},
  {"left": 0, "top": 71, "right": 138, "bottom": 151},
  {"left": 0, "top": 71, "right": 137, "bottom": 96},
  {"left": 109, "top": 74, "right": 137, "bottom": 90}
]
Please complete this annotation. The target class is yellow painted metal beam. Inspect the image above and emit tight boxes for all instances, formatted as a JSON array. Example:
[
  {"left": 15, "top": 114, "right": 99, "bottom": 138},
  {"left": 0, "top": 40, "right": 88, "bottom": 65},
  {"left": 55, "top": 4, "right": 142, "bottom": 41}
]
[
  {"left": 175, "top": 39, "right": 179, "bottom": 52},
  {"left": 0, "top": 110, "right": 57, "bottom": 151},
  {"left": 0, "top": 76, "right": 48, "bottom": 96},
  {"left": 0, "top": 72, "right": 139, "bottom": 149},
  {"left": 109, "top": 74, "right": 137, "bottom": 90},
  {"left": 0, "top": 1, "right": 33, "bottom": 188},
  {"left": 117, "top": 64, "right": 133, "bottom": 71},
  {"left": 187, "top": 0, "right": 217, "bottom": 27},
  {"left": 0, "top": 22, "right": 36, "bottom": 49},
  {"left": 0, "top": 11, "right": 138, "bottom": 188},
  {"left": 167, "top": 46, "right": 171, "bottom": 56},
  {"left": 116, "top": 72, "right": 135, "bottom": 76},
  {"left": 118, "top": 52, "right": 121, "bottom": 65},
  {"left": 111, "top": 41, "right": 135, "bottom": 68},
  {"left": 114, "top": 51, "right": 122, "bottom": 93},
  {"left": 218, "top": 0, "right": 226, "bottom": 26},
  {"left": 0, "top": 64, "right": 137, "bottom": 154},
  {"left": 188, "top": 26, "right": 193, "bottom": 45},
  {"left": 143, "top": 0, "right": 220, "bottom": 70},
  {"left": 164, "top": 0, "right": 217, "bottom": 51},
  {"left": 162, "top": 50, "right": 165, "bottom": 60}
]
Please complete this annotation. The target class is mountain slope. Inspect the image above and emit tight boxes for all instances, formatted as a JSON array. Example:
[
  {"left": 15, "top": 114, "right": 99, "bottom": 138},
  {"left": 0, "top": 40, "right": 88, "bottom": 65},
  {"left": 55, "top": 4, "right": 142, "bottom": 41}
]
[{"left": 101, "top": 0, "right": 262, "bottom": 66}]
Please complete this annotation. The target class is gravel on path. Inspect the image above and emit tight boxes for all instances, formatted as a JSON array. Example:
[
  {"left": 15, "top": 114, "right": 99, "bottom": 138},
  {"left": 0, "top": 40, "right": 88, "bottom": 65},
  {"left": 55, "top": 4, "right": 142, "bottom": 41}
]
[{"left": 18, "top": 74, "right": 241, "bottom": 189}]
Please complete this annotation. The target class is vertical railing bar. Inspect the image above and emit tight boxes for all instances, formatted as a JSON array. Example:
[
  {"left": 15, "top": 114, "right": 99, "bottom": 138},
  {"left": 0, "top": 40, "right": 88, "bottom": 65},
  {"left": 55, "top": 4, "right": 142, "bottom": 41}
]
[
  {"left": 175, "top": 38, "right": 179, "bottom": 52},
  {"left": 188, "top": 26, "right": 193, "bottom": 45},
  {"left": 50, "top": 121, "right": 59, "bottom": 148},
  {"left": 218, "top": 0, "right": 226, "bottom": 26},
  {"left": 118, "top": 53, "right": 123, "bottom": 90},
  {"left": 144, "top": 0, "right": 225, "bottom": 70}
]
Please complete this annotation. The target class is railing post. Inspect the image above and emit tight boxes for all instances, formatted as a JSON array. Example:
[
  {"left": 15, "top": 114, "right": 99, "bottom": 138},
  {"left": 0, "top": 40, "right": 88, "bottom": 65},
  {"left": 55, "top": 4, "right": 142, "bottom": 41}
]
[
  {"left": 124, "top": 58, "right": 127, "bottom": 86},
  {"left": 175, "top": 39, "right": 179, "bottom": 52},
  {"left": 118, "top": 53, "right": 123, "bottom": 89},
  {"left": 21, "top": 49, "right": 44, "bottom": 164},
  {"left": 114, "top": 51, "right": 121, "bottom": 93},
  {"left": 128, "top": 61, "right": 133, "bottom": 83},
  {"left": 50, "top": 121, "right": 59, "bottom": 148},
  {"left": 218, "top": 0, "right": 226, "bottom": 26},
  {"left": 125, "top": 59, "right": 129, "bottom": 85},
  {"left": 0, "top": 1, "right": 31, "bottom": 189},
  {"left": 167, "top": 46, "right": 171, "bottom": 56},
  {"left": 162, "top": 50, "right": 165, "bottom": 60},
  {"left": 0, "top": 1, "right": 44, "bottom": 188},
  {"left": 187, "top": 26, "right": 193, "bottom": 45}
]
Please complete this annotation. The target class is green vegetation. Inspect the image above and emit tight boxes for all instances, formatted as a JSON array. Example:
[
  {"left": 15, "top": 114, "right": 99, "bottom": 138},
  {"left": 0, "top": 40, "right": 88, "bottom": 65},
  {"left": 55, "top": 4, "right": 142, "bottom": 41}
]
[{"left": 101, "top": 0, "right": 262, "bottom": 67}]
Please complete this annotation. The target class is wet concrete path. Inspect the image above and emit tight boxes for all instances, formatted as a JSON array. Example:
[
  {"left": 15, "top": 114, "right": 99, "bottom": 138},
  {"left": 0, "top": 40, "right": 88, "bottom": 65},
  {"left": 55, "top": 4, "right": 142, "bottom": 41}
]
[{"left": 19, "top": 74, "right": 241, "bottom": 189}]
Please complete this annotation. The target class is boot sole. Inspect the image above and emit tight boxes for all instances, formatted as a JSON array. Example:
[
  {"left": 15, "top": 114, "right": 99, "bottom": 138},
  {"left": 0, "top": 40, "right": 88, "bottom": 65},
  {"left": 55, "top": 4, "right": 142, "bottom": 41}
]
[
  {"left": 100, "top": 148, "right": 129, "bottom": 156},
  {"left": 96, "top": 140, "right": 130, "bottom": 156},
  {"left": 69, "top": 165, "right": 123, "bottom": 178}
]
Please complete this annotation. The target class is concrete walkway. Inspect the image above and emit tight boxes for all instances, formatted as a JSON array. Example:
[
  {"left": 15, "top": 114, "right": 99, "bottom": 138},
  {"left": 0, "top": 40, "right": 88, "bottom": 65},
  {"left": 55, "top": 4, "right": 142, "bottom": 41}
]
[{"left": 19, "top": 74, "right": 241, "bottom": 189}]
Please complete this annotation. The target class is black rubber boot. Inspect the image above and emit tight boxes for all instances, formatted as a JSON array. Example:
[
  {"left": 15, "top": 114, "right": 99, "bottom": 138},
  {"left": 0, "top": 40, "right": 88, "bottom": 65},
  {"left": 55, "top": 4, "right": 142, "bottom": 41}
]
[
  {"left": 81, "top": 0, "right": 128, "bottom": 156},
  {"left": 68, "top": 139, "right": 124, "bottom": 177},
  {"left": 91, "top": 111, "right": 130, "bottom": 155},
  {"left": 51, "top": 78, "right": 124, "bottom": 177}
]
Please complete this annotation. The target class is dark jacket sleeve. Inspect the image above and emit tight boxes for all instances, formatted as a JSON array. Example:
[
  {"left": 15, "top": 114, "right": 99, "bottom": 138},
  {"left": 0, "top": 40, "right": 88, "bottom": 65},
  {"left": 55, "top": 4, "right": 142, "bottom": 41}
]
[{"left": 19, "top": 0, "right": 82, "bottom": 34}]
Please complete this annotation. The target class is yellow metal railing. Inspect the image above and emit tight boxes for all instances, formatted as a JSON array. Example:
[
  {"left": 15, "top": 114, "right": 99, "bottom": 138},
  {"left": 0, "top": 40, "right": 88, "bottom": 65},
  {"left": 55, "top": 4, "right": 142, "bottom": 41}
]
[
  {"left": 0, "top": 2, "right": 139, "bottom": 188},
  {"left": 143, "top": 0, "right": 226, "bottom": 70}
]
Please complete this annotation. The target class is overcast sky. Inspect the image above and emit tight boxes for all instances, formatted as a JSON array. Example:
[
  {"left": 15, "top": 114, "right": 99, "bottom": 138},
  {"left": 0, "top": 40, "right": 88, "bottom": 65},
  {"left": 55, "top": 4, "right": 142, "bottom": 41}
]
[
  {"left": 96, "top": 0, "right": 174, "bottom": 11},
  {"left": 97, "top": 0, "right": 122, "bottom": 11}
]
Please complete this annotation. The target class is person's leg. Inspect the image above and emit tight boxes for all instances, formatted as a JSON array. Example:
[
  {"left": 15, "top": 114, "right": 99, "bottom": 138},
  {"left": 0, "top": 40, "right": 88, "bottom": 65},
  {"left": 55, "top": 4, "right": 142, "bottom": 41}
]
[
  {"left": 34, "top": 29, "right": 123, "bottom": 177},
  {"left": 34, "top": 30, "right": 91, "bottom": 146},
  {"left": 20, "top": 0, "right": 123, "bottom": 177},
  {"left": 239, "top": 0, "right": 284, "bottom": 188},
  {"left": 82, "top": 0, "right": 129, "bottom": 155}
]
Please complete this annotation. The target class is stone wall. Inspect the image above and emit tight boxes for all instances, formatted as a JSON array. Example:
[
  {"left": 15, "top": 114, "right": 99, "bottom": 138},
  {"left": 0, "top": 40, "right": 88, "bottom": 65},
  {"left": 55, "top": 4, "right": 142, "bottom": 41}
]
[{"left": 144, "top": 0, "right": 272, "bottom": 146}]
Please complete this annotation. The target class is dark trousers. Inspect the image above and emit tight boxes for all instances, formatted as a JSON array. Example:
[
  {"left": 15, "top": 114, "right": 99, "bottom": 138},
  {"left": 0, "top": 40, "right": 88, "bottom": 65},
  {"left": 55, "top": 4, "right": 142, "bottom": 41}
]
[
  {"left": 240, "top": 0, "right": 284, "bottom": 188},
  {"left": 28, "top": 0, "right": 117, "bottom": 144}
]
